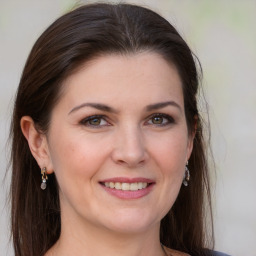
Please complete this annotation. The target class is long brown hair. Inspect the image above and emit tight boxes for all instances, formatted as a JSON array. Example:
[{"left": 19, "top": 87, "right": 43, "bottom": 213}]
[{"left": 10, "top": 3, "right": 214, "bottom": 256}]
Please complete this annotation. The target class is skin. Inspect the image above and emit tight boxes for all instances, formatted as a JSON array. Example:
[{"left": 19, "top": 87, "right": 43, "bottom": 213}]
[{"left": 21, "top": 52, "right": 193, "bottom": 256}]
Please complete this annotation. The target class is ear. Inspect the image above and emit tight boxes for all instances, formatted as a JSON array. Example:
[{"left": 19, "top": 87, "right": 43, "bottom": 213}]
[
  {"left": 186, "top": 116, "right": 197, "bottom": 161},
  {"left": 186, "top": 134, "right": 194, "bottom": 162},
  {"left": 20, "top": 116, "right": 54, "bottom": 174}
]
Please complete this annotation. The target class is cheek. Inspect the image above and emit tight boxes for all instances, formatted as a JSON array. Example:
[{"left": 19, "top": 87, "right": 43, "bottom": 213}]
[
  {"left": 48, "top": 130, "right": 110, "bottom": 182},
  {"left": 149, "top": 130, "right": 189, "bottom": 171},
  {"left": 151, "top": 134, "right": 187, "bottom": 219},
  {"left": 47, "top": 136, "right": 105, "bottom": 206}
]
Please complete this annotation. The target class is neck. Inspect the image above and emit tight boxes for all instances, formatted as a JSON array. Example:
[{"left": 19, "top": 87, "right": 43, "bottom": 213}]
[{"left": 47, "top": 215, "right": 164, "bottom": 256}]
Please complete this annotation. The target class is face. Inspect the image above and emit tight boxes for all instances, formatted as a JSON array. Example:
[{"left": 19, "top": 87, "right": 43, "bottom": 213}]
[{"left": 45, "top": 52, "right": 193, "bottom": 234}]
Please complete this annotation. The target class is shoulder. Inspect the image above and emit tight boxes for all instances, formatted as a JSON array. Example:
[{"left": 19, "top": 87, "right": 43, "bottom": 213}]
[
  {"left": 197, "top": 249, "right": 231, "bottom": 256},
  {"left": 163, "top": 247, "right": 190, "bottom": 256},
  {"left": 209, "top": 251, "right": 231, "bottom": 256},
  {"left": 163, "top": 247, "right": 231, "bottom": 256}
]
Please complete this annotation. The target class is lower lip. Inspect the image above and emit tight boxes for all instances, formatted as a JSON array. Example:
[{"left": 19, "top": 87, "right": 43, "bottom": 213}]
[{"left": 101, "top": 184, "right": 154, "bottom": 199}]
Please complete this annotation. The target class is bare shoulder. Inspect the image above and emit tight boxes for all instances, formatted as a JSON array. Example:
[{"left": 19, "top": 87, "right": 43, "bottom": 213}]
[{"left": 163, "top": 246, "right": 191, "bottom": 256}]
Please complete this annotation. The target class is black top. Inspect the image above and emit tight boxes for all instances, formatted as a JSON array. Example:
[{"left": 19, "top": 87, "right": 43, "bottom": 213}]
[
  {"left": 211, "top": 251, "right": 231, "bottom": 256},
  {"left": 199, "top": 250, "right": 231, "bottom": 256},
  {"left": 190, "top": 249, "right": 231, "bottom": 256}
]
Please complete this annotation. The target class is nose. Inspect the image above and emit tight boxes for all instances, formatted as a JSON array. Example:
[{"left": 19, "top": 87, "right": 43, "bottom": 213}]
[{"left": 111, "top": 125, "right": 148, "bottom": 168}]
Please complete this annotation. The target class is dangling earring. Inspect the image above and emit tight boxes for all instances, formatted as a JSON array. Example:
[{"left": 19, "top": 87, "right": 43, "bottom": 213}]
[
  {"left": 183, "top": 162, "right": 190, "bottom": 187},
  {"left": 41, "top": 167, "right": 48, "bottom": 190}
]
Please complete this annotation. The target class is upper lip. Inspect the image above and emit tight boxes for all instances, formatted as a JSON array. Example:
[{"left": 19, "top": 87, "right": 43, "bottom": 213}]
[{"left": 100, "top": 177, "right": 155, "bottom": 183}]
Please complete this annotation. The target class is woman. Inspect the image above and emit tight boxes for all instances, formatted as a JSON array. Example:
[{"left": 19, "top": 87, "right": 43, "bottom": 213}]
[{"left": 10, "top": 3, "right": 229, "bottom": 256}]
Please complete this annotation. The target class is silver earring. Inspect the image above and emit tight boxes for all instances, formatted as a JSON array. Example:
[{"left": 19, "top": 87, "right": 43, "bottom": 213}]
[
  {"left": 183, "top": 162, "right": 190, "bottom": 187},
  {"left": 41, "top": 167, "right": 48, "bottom": 190}
]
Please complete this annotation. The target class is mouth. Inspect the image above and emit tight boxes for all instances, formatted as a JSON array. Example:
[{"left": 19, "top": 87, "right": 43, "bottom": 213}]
[
  {"left": 102, "top": 181, "right": 150, "bottom": 191},
  {"left": 99, "top": 178, "right": 155, "bottom": 199}
]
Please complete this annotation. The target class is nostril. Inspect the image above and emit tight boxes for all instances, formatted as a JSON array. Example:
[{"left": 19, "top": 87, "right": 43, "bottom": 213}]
[{"left": 112, "top": 153, "right": 146, "bottom": 168}]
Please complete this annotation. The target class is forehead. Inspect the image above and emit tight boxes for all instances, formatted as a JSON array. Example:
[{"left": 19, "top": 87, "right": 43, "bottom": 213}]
[{"left": 59, "top": 52, "right": 184, "bottom": 109}]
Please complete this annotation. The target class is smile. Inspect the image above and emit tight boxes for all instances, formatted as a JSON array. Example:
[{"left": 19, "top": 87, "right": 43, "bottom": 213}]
[
  {"left": 100, "top": 178, "right": 155, "bottom": 199},
  {"left": 103, "top": 182, "right": 148, "bottom": 191}
]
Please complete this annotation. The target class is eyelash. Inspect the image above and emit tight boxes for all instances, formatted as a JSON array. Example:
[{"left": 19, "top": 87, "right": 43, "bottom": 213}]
[{"left": 79, "top": 113, "right": 174, "bottom": 127}]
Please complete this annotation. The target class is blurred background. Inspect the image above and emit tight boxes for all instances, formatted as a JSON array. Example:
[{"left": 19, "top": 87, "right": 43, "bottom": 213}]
[{"left": 1, "top": 0, "right": 255, "bottom": 255}]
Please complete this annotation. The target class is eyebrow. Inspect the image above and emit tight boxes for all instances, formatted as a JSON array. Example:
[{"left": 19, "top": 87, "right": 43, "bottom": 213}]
[
  {"left": 69, "top": 100, "right": 182, "bottom": 115},
  {"left": 68, "top": 103, "right": 118, "bottom": 115},
  {"left": 146, "top": 101, "right": 182, "bottom": 112}
]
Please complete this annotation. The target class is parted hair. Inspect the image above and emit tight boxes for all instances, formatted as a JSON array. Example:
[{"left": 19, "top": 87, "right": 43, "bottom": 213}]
[{"left": 10, "top": 3, "right": 214, "bottom": 256}]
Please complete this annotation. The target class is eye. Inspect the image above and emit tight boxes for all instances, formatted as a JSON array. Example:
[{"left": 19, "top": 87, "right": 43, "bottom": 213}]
[
  {"left": 151, "top": 116, "right": 164, "bottom": 124},
  {"left": 80, "top": 115, "right": 109, "bottom": 127},
  {"left": 146, "top": 114, "right": 174, "bottom": 126}
]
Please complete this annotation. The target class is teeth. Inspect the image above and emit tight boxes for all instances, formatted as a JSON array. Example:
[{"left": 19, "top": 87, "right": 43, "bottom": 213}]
[
  {"left": 130, "top": 183, "right": 138, "bottom": 191},
  {"left": 104, "top": 182, "right": 148, "bottom": 191},
  {"left": 115, "top": 182, "right": 122, "bottom": 190},
  {"left": 122, "top": 183, "right": 130, "bottom": 190}
]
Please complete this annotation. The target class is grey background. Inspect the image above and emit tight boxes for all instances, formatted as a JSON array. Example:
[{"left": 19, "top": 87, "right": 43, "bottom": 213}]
[{"left": 1, "top": 1, "right": 256, "bottom": 255}]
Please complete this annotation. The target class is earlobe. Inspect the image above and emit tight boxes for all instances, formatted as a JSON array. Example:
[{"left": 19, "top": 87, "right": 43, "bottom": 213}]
[{"left": 20, "top": 116, "right": 54, "bottom": 174}]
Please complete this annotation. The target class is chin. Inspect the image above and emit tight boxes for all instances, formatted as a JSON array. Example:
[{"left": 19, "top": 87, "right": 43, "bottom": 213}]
[{"left": 101, "top": 209, "right": 160, "bottom": 234}]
